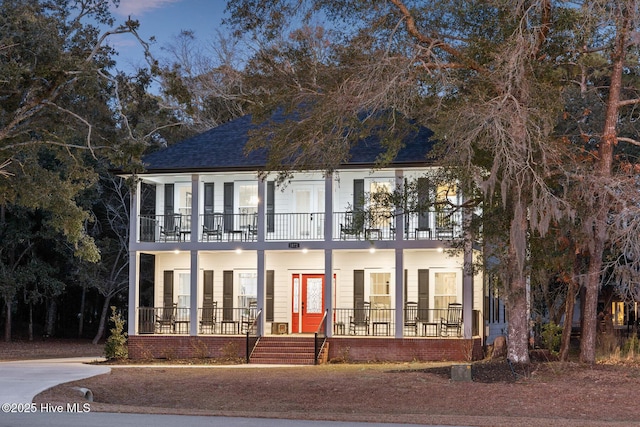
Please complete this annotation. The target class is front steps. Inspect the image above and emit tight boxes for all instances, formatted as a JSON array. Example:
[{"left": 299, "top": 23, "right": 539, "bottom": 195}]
[{"left": 249, "top": 336, "right": 327, "bottom": 365}]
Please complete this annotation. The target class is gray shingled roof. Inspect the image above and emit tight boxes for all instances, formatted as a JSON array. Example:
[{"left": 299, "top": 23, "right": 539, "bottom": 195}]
[{"left": 141, "top": 114, "right": 436, "bottom": 173}]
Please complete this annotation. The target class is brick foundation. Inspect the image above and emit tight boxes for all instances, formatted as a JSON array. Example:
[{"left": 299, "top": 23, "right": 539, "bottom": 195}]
[
  {"left": 128, "top": 335, "right": 246, "bottom": 360},
  {"left": 128, "top": 335, "right": 483, "bottom": 362},
  {"left": 328, "top": 337, "right": 483, "bottom": 362}
]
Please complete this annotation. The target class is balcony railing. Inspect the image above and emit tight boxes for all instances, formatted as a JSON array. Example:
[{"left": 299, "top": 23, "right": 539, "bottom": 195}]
[{"left": 138, "top": 210, "right": 461, "bottom": 243}]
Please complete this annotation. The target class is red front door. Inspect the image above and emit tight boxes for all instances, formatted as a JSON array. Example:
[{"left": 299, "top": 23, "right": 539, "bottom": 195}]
[{"left": 292, "top": 274, "right": 325, "bottom": 333}]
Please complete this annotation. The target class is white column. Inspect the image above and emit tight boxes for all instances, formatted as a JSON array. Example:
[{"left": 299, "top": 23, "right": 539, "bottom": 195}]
[
  {"left": 190, "top": 174, "right": 199, "bottom": 243},
  {"left": 324, "top": 173, "right": 334, "bottom": 336},
  {"left": 394, "top": 170, "right": 404, "bottom": 338},
  {"left": 257, "top": 178, "right": 265, "bottom": 243},
  {"left": 257, "top": 249, "right": 265, "bottom": 336},
  {"left": 395, "top": 248, "right": 404, "bottom": 338},
  {"left": 190, "top": 250, "right": 198, "bottom": 336},
  {"left": 257, "top": 178, "right": 266, "bottom": 336},
  {"left": 190, "top": 174, "right": 200, "bottom": 336},
  {"left": 128, "top": 251, "right": 139, "bottom": 336},
  {"left": 395, "top": 170, "right": 404, "bottom": 241},
  {"left": 128, "top": 182, "right": 140, "bottom": 336}
]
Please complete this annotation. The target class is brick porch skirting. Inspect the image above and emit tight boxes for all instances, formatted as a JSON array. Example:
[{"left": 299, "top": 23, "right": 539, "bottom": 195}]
[
  {"left": 129, "top": 335, "right": 483, "bottom": 362},
  {"left": 327, "top": 337, "right": 483, "bottom": 362},
  {"left": 128, "top": 335, "right": 247, "bottom": 360}
]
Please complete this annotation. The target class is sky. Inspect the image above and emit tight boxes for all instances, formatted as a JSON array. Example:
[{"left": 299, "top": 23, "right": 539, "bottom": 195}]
[{"left": 107, "top": 0, "right": 230, "bottom": 73}]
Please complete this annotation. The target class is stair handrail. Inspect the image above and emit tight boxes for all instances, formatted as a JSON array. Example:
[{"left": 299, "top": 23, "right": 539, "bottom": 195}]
[
  {"left": 314, "top": 309, "right": 329, "bottom": 365},
  {"left": 245, "top": 309, "right": 263, "bottom": 363}
]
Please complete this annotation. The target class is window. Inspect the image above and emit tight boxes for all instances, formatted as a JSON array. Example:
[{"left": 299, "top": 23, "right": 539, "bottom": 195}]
[
  {"left": 369, "top": 181, "right": 392, "bottom": 228},
  {"left": 370, "top": 272, "right": 391, "bottom": 310},
  {"left": 238, "top": 184, "right": 258, "bottom": 214},
  {"left": 434, "top": 272, "right": 457, "bottom": 310},
  {"left": 237, "top": 272, "right": 257, "bottom": 309},
  {"left": 176, "top": 271, "right": 190, "bottom": 320}
]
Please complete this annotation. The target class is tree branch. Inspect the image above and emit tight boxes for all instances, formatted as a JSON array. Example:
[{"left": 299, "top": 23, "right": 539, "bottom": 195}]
[{"left": 389, "top": 0, "right": 484, "bottom": 73}]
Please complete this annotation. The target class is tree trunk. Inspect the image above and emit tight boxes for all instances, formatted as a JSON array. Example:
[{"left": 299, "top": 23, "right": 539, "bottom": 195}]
[
  {"left": 4, "top": 299, "right": 11, "bottom": 342},
  {"left": 506, "top": 197, "right": 530, "bottom": 363},
  {"left": 580, "top": 18, "right": 626, "bottom": 364},
  {"left": 560, "top": 278, "right": 578, "bottom": 361},
  {"left": 45, "top": 300, "right": 57, "bottom": 337},
  {"left": 581, "top": 247, "right": 604, "bottom": 363},
  {"left": 28, "top": 302, "right": 33, "bottom": 342},
  {"left": 78, "top": 284, "right": 86, "bottom": 338},
  {"left": 92, "top": 295, "right": 112, "bottom": 345}
]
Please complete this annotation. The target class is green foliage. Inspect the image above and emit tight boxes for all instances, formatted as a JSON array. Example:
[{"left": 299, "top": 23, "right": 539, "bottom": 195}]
[
  {"left": 104, "top": 306, "right": 128, "bottom": 360},
  {"left": 622, "top": 335, "right": 640, "bottom": 356},
  {"left": 541, "top": 322, "right": 563, "bottom": 354}
]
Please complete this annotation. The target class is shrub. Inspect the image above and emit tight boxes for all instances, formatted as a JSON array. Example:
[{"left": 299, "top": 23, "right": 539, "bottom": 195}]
[
  {"left": 104, "top": 306, "right": 128, "bottom": 360},
  {"left": 541, "top": 322, "right": 562, "bottom": 354},
  {"left": 623, "top": 335, "right": 640, "bottom": 357}
]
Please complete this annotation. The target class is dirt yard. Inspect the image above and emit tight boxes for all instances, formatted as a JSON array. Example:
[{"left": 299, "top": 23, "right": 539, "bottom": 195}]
[{"left": 2, "top": 339, "right": 640, "bottom": 426}]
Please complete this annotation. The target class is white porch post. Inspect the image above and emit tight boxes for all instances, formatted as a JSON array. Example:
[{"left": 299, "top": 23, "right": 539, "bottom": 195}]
[
  {"left": 257, "top": 178, "right": 265, "bottom": 243},
  {"left": 394, "top": 170, "right": 404, "bottom": 338},
  {"left": 190, "top": 174, "right": 200, "bottom": 335},
  {"left": 324, "top": 173, "right": 334, "bottom": 337},
  {"left": 128, "top": 252, "right": 139, "bottom": 336},
  {"left": 190, "top": 174, "right": 199, "bottom": 243},
  {"left": 257, "top": 249, "right": 265, "bottom": 336},
  {"left": 256, "top": 179, "right": 266, "bottom": 335},
  {"left": 128, "top": 181, "right": 140, "bottom": 336},
  {"left": 395, "top": 248, "right": 404, "bottom": 338},
  {"left": 395, "top": 170, "right": 404, "bottom": 241},
  {"left": 190, "top": 250, "right": 198, "bottom": 336}
]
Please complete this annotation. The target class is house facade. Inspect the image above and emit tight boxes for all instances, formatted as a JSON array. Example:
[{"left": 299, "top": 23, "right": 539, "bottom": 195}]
[{"left": 125, "top": 115, "right": 485, "bottom": 362}]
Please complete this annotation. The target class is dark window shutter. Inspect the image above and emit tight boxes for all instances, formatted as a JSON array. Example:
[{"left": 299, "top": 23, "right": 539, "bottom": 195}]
[
  {"left": 417, "top": 177, "right": 429, "bottom": 229},
  {"left": 163, "top": 270, "right": 174, "bottom": 307},
  {"left": 204, "top": 183, "right": 214, "bottom": 214},
  {"left": 223, "top": 183, "right": 234, "bottom": 232},
  {"left": 164, "top": 184, "right": 174, "bottom": 215},
  {"left": 418, "top": 269, "right": 429, "bottom": 320},
  {"left": 353, "top": 180, "right": 365, "bottom": 211},
  {"left": 354, "top": 270, "right": 365, "bottom": 309},
  {"left": 266, "top": 270, "right": 274, "bottom": 322},
  {"left": 404, "top": 269, "right": 408, "bottom": 304},
  {"left": 203, "top": 270, "right": 214, "bottom": 306},
  {"left": 223, "top": 270, "right": 233, "bottom": 321},
  {"left": 267, "top": 181, "right": 275, "bottom": 233}
]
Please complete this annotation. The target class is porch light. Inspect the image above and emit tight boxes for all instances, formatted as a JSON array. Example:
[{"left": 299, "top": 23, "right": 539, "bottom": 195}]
[
  {"left": 173, "top": 249, "right": 180, "bottom": 255},
  {"left": 302, "top": 248, "right": 308, "bottom": 254},
  {"left": 369, "top": 246, "right": 376, "bottom": 254},
  {"left": 235, "top": 248, "right": 242, "bottom": 254},
  {"left": 437, "top": 247, "right": 444, "bottom": 253}
]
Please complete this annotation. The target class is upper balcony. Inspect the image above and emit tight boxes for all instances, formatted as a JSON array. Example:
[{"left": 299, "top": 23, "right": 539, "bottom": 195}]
[{"left": 138, "top": 210, "right": 461, "bottom": 243}]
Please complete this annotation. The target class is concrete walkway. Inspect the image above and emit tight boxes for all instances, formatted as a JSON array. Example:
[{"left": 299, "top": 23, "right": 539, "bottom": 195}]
[{"left": 0, "top": 357, "right": 110, "bottom": 403}]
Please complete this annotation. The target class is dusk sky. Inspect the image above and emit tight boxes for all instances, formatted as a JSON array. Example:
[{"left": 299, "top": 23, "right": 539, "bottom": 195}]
[{"left": 107, "top": 0, "right": 229, "bottom": 72}]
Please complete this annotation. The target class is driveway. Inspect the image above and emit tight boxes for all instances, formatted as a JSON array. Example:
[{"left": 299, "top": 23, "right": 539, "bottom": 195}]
[{"left": 0, "top": 357, "right": 109, "bottom": 404}]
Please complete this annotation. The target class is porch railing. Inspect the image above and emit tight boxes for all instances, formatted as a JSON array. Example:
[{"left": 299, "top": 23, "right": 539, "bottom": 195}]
[
  {"left": 332, "top": 307, "right": 474, "bottom": 337},
  {"left": 138, "top": 307, "right": 191, "bottom": 334},
  {"left": 139, "top": 210, "right": 462, "bottom": 243},
  {"left": 333, "top": 307, "right": 396, "bottom": 336},
  {"left": 314, "top": 310, "right": 328, "bottom": 365},
  {"left": 246, "top": 309, "right": 262, "bottom": 363}
]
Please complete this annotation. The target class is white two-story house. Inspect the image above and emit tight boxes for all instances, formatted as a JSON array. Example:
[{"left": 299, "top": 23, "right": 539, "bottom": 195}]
[{"left": 124, "top": 114, "right": 486, "bottom": 363}]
